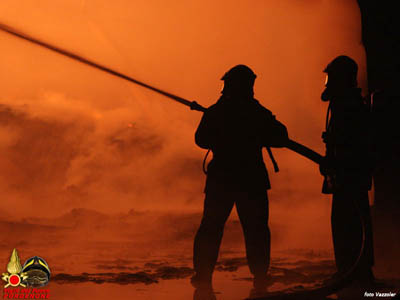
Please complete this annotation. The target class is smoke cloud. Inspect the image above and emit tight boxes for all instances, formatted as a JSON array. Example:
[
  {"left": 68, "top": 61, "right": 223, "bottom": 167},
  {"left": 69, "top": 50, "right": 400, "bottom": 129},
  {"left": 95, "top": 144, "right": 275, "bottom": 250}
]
[{"left": 0, "top": 0, "right": 365, "bottom": 250}]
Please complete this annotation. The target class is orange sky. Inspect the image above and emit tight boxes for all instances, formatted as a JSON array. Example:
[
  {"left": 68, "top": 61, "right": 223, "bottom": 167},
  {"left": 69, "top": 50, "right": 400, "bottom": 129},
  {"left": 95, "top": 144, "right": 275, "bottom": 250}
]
[{"left": 0, "top": 0, "right": 366, "bottom": 249}]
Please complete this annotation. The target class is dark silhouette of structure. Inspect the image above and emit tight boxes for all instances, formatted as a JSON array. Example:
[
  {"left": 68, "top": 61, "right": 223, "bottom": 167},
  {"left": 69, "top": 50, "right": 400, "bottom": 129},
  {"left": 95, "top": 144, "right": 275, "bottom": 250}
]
[
  {"left": 320, "top": 56, "right": 374, "bottom": 283},
  {"left": 191, "top": 65, "right": 289, "bottom": 291},
  {"left": 357, "top": 1, "right": 400, "bottom": 279}
]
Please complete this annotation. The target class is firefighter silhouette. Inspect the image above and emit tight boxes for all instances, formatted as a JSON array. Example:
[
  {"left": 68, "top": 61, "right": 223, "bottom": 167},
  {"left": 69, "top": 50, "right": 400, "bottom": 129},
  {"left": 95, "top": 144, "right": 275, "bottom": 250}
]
[
  {"left": 192, "top": 65, "right": 289, "bottom": 291},
  {"left": 320, "top": 56, "right": 374, "bottom": 283}
]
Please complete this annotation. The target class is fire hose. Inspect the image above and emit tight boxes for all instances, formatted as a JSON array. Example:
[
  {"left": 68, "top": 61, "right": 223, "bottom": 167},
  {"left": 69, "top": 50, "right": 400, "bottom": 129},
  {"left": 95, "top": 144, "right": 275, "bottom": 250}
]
[
  {"left": 0, "top": 22, "right": 366, "bottom": 299},
  {"left": 246, "top": 198, "right": 366, "bottom": 300}
]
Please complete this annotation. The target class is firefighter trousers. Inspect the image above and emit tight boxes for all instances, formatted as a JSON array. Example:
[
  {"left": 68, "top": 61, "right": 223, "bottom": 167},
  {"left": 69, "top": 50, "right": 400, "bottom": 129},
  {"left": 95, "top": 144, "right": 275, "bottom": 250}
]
[{"left": 193, "top": 188, "right": 270, "bottom": 280}]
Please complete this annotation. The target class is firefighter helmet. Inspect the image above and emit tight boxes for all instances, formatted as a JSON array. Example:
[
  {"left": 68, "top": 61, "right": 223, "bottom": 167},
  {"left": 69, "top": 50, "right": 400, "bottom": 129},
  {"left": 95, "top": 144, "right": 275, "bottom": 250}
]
[
  {"left": 22, "top": 256, "right": 51, "bottom": 287},
  {"left": 324, "top": 55, "right": 358, "bottom": 77},
  {"left": 221, "top": 65, "right": 256, "bottom": 82}
]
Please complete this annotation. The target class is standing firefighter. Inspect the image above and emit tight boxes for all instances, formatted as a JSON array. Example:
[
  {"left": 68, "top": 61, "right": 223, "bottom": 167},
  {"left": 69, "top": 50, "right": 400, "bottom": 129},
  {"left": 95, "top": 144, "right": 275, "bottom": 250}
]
[
  {"left": 191, "top": 65, "right": 289, "bottom": 290},
  {"left": 320, "top": 56, "right": 374, "bottom": 283}
]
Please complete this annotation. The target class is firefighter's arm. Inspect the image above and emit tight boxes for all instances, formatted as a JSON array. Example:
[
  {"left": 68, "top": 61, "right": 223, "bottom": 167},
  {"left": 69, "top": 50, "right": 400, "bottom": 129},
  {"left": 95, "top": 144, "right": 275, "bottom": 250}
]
[
  {"left": 195, "top": 109, "right": 218, "bottom": 149},
  {"left": 263, "top": 110, "right": 289, "bottom": 147},
  {"left": 269, "top": 117, "right": 289, "bottom": 147}
]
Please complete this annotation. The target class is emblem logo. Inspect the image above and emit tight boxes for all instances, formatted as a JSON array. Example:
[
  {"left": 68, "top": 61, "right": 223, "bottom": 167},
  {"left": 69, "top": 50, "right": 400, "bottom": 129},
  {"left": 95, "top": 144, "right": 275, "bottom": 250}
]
[
  {"left": 1, "top": 249, "right": 28, "bottom": 288},
  {"left": 2, "top": 249, "right": 51, "bottom": 288}
]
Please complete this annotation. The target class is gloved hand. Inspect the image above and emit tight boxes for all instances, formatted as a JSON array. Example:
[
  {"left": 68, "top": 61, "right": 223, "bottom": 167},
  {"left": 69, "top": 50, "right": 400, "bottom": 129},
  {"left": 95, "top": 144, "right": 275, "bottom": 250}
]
[
  {"left": 321, "top": 131, "right": 331, "bottom": 144},
  {"left": 319, "top": 156, "right": 335, "bottom": 176}
]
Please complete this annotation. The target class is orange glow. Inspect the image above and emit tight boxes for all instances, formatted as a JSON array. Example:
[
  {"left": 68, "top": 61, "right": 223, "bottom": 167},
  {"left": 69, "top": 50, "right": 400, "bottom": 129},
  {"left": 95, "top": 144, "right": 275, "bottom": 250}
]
[{"left": 0, "top": 0, "right": 365, "bottom": 274}]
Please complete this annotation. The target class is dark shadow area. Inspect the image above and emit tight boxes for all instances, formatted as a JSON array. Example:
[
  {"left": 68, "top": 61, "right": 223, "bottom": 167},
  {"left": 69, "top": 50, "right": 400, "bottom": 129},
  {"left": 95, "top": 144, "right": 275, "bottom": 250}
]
[{"left": 357, "top": 0, "right": 400, "bottom": 280}]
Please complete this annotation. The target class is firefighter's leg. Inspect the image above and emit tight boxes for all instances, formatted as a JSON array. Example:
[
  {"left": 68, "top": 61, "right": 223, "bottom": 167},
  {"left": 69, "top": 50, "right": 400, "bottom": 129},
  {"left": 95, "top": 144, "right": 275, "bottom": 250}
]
[
  {"left": 193, "top": 188, "right": 234, "bottom": 284},
  {"left": 332, "top": 190, "right": 358, "bottom": 273},
  {"left": 236, "top": 191, "right": 270, "bottom": 280},
  {"left": 354, "top": 190, "right": 375, "bottom": 281},
  {"left": 332, "top": 190, "right": 372, "bottom": 277}
]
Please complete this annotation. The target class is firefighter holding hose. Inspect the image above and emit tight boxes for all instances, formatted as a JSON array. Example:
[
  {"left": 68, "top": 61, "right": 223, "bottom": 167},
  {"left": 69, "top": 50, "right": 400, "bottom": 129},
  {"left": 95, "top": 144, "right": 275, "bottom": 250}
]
[{"left": 191, "top": 65, "right": 289, "bottom": 291}]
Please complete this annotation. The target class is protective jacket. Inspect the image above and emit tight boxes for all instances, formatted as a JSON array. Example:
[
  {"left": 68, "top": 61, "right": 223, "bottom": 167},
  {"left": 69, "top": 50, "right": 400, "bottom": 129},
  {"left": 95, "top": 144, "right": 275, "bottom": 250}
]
[
  {"left": 195, "top": 96, "right": 288, "bottom": 192},
  {"left": 323, "top": 87, "right": 373, "bottom": 192}
]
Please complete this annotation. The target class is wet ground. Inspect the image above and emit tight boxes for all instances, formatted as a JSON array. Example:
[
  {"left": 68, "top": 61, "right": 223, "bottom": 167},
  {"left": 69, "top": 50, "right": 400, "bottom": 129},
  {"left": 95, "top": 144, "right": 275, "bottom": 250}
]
[
  {"left": 1, "top": 209, "right": 399, "bottom": 299},
  {"left": 47, "top": 250, "right": 336, "bottom": 300},
  {"left": 36, "top": 252, "right": 400, "bottom": 300}
]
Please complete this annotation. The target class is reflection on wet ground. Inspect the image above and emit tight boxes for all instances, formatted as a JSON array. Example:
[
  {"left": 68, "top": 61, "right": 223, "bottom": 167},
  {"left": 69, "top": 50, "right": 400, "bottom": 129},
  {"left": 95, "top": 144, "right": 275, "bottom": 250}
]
[
  {"left": 1, "top": 210, "right": 399, "bottom": 299},
  {"left": 43, "top": 251, "right": 400, "bottom": 300},
  {"left": 46, "top": 250, "right": 337, "bottom": 300}
]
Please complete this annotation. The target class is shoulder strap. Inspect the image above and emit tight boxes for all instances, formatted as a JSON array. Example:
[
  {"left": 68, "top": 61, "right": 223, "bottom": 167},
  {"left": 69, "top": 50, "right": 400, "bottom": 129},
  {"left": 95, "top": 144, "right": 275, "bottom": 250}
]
[{"left": 266, "top": 147, "right": 279, "bottom": 172}]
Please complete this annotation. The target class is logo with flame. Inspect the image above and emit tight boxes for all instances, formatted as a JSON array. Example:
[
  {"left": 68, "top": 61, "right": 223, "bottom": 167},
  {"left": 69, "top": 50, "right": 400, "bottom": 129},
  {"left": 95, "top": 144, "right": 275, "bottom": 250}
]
[
  {"left": 2, "top": 249, "right": 51, "bottom": 288},
  {"left": 2, "top": 249, "right": 28, "bottom": 287}
]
